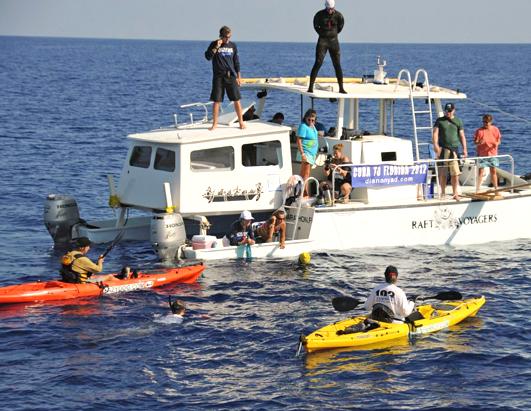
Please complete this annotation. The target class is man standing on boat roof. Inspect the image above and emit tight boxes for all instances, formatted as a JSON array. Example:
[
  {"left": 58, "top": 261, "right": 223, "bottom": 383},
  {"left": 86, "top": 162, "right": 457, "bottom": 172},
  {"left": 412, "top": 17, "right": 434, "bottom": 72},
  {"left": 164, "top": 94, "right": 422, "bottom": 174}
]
[
  {"left": 205, "top": 26, "right": 245, "bottom": 130},
  {"left": 307, "top": 0, "right": 346, "bottom": 94},
  {"left": 432, "top": 102, "right": 468, "bottom": 201}
]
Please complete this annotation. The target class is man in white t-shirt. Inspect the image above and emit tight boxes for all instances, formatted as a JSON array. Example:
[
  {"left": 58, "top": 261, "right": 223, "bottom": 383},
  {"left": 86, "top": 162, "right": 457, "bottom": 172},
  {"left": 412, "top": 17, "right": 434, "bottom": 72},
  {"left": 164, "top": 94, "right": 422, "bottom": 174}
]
[{"left": 364, "top": 265, "right": 415, "bottom": 322}]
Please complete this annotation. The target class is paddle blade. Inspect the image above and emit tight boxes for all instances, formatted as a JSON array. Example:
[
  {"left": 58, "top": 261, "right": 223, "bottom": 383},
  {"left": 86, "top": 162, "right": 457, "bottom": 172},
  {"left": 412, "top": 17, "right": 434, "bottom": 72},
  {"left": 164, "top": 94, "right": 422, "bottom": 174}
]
[
  {"left": 332, "top": 296, "right": 361, "bottom": 312},
  {"left": 419, "top": 291, "right": 463, "bottom": 301}
]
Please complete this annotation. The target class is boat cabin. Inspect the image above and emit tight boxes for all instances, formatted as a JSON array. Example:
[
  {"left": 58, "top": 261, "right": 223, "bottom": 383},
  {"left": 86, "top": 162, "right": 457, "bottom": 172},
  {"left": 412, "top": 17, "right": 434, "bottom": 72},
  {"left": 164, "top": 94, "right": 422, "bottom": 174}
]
[{"left": 117, "top": 119, "right": 293, "bottom": 216}]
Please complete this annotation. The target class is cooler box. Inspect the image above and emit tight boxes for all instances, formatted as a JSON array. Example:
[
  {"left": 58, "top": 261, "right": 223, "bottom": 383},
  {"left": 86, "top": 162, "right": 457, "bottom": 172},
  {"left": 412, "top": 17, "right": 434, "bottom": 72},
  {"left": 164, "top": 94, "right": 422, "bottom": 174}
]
[{"left": 191, "top": 235, "right": 217, "bottom": 250}]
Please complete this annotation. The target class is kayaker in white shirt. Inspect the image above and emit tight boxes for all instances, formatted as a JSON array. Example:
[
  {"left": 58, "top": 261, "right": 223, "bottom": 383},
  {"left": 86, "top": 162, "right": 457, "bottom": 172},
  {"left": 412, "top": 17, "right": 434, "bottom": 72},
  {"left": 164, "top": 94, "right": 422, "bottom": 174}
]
[{"left": 364, "top": 265, "right": 415, "bottom": 322}]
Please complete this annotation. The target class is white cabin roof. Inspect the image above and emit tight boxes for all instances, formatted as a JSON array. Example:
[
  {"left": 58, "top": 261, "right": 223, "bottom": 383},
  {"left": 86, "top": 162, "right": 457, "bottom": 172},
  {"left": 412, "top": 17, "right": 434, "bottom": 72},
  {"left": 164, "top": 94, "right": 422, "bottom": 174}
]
[
  {"left": 241, "top": 77, "right": 467, "bottom": 100},
  {"left": 128, "top": 121, "right": 290, "bottom": 144}
]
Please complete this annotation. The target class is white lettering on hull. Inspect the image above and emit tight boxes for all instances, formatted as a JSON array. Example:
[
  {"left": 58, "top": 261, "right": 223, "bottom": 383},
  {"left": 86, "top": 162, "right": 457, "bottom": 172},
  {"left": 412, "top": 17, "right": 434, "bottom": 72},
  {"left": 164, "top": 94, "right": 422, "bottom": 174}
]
[
  {"left": 102, "top": 280, "right": 155, "bottom": 294},
  {"left": 411, "top": 207, "right": 498, "bottom": 230},
  {"left": 412, "top": 320, "right": 450, "bottom": 334}
]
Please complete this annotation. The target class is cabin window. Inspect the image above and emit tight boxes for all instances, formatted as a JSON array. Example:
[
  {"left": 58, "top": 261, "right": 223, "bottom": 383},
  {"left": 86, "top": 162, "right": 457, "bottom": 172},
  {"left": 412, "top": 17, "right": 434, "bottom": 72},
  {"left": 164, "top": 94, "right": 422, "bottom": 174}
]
[
  {"left": 381, "top": 151, "right": 397, "bottom": 162},
  {"left": 129, "top": 146, "right": 152, "bottom": 168},
  {"left": 242, "top": 140, "right": 282, "bottom": 167},
  {"left": 154, "top": 148, "right": 175, "bottom": 172},
  {"left": 190, "top": 146, "right": 234, "bottom": 171}
]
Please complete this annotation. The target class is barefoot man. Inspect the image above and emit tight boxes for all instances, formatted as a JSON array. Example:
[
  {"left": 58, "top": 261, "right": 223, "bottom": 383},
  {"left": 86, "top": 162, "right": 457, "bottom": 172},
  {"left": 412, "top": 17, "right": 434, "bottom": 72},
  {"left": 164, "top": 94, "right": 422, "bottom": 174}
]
[{"left": 205, "top": 26, "right": 245, "bottom": 130}]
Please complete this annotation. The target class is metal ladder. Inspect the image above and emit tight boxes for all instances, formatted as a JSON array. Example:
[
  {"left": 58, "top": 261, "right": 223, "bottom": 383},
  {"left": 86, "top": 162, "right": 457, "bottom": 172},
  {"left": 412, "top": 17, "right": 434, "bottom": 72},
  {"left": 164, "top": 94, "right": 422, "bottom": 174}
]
[
  {"left": 395, "top": 69, "right": 434, "bottom": 161},
  {"left": 396, "top": 69, "right": 440, "bottom": 199},
  {"left": 284, "top": 177, "right": 319, "bottom": 240}
]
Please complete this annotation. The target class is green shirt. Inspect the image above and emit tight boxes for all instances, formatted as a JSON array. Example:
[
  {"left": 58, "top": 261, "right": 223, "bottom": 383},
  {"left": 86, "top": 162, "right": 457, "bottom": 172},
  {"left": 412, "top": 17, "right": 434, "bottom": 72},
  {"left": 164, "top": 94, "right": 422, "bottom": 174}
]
[{"left": 434, "top": 116, "right": 464, "bottom": 149}]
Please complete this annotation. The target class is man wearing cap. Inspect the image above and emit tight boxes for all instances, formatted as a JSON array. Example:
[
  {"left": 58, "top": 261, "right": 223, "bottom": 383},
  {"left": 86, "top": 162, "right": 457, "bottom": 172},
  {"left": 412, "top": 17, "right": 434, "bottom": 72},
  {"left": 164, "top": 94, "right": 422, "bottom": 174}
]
[
  {"left": 364, "top": 265, "right": 415, "bottom": 322},
  {"left": 205, "top": 25, "right": 245, "bottom": 131},
  {"left": 227, "top": 210, "right": 256, "bottom": 246},
  {"left": 432, "top": 102, "right": 468, "bottom": 200},
  {"left": 60, "top": 237, "right": 105, "bottom": 283},
  {"left": 307, "top": 0, "right": 346, "bottom": 94}
]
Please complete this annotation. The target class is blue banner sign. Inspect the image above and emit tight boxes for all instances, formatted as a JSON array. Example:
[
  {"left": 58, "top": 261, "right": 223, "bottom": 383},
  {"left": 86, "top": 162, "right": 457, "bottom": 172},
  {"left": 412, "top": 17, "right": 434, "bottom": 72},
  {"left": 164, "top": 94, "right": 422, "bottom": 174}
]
[{"left": 348, "top": 163, "right": 429, "bottom": 188}]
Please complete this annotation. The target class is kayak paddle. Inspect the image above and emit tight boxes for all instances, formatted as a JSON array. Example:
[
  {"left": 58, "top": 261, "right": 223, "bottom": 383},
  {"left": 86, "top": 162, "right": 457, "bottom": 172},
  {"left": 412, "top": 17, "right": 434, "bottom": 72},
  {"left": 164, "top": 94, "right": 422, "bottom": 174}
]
[
  {"left": 413, "top": 291, "right": 462, "bottom": 301},
  {"left": 332, "top": 290, "right": 462, "bottom": 312},
  {"left": 101, "top": 230, "right": 126, "bottom": 258},
  {"left": 332, "top": 296, "right": 361, "bottom": 312}
]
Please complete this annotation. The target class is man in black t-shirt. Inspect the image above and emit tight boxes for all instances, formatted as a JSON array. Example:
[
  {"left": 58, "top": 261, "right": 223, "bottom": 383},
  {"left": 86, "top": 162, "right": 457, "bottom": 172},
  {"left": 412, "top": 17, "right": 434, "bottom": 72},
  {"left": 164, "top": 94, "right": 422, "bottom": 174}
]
[{"left": 205, "top": 26, "right": 245, "bottom": 130}]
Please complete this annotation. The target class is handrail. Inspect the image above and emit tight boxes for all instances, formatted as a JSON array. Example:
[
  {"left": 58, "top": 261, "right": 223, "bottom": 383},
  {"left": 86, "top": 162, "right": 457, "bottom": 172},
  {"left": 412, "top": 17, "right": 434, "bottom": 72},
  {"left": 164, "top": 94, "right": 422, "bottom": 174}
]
[
  {"left": 173, "top": 102, "right": 213, "bottom": 127},
  {"left": 286, "top": 176, "right": 320, "bottom": 241},
  {"left": 326, "top": 153, "right": 515, "bottom": 201}
]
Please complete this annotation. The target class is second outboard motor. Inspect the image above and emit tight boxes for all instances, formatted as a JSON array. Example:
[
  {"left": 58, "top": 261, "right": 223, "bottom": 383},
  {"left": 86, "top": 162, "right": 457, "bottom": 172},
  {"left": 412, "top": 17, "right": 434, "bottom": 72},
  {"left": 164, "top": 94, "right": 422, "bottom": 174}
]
[
  {"left": 44, "top": 194, "right": 81, "bottom": 244},
  {"left": 150, "top": 213, "right": 186, "bottom": 261}
]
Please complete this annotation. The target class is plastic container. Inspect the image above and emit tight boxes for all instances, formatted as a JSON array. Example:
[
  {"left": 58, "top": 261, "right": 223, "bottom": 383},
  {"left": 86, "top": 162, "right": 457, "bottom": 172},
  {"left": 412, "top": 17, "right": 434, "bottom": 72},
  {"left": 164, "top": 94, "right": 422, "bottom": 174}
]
[{"left": 191, "top": 235, "right": 217, "bottom": 250}]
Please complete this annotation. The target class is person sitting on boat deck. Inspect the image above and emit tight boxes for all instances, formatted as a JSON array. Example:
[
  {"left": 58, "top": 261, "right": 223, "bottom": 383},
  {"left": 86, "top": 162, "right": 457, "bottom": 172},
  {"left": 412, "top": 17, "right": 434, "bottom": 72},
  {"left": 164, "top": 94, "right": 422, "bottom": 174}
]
[
  {"left": 297, "top": 109, "right": 319, "bottom": 195},
  {"left": 60, "top": 237, "right": 106, "bottom": 284},
  {"left": 254, "top": 208, "right": 287, "bottom": 249},
  {"left": 243, "top": 105, "right": 259, "bottom": 121},
  {"left": 432, "top": 102, "right": 468, "bottom": 201},
  {"left": 364, "top": 265, "right": 415, "bottom": 323},
  {"left": 204, "top": 25, "right": 245, "bottom": 130},
  {"left": 270, "top": 112, "right": 285, "bottom": 125},
  {"left": 320, "top": 143, "right": 352, "bottom": 204},
  {"left": 307, "top": 0, "right": 346, "bottom": 94},
  {"left": 227, "top": 210, "right": 256, "bottom": 246},
  {"left": 474, "top": 113, "right": 502, "bottom": 192}
]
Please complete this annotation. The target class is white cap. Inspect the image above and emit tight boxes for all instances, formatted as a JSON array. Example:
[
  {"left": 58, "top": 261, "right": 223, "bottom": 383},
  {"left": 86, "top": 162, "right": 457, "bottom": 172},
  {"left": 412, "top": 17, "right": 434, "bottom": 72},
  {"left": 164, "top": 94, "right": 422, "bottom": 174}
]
[
  {"left": 325, "top": 0, "right": 335, "bottom": 8},
  {"left": 240, "top": 210, "right": 254, "bottom": 220}
]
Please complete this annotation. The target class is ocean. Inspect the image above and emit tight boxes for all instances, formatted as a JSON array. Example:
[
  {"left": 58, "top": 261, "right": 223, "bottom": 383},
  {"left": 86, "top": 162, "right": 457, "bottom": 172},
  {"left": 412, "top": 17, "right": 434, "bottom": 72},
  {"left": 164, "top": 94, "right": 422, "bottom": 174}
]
[{"left": 0, "top": 36, "right": 530, "bottom": 410}]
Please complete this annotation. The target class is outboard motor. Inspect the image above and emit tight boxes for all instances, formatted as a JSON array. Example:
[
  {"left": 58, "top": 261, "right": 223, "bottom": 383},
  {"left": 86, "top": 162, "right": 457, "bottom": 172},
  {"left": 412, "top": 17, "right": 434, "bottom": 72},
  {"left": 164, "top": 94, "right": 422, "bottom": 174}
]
[
  {"left": 150, "top": 213, "right": 187, "bottom": 261},
  {"left": 44, "top": 194, "right": 81, "bottom": 244}
]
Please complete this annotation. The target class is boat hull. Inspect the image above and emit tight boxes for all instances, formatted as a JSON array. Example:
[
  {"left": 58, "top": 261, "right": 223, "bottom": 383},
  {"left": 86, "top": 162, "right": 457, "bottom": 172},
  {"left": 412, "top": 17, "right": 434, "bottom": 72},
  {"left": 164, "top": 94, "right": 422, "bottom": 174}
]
[
  {"left": 183, "top": 239, "right": 314, "bottom": 260},
  {"left": 0, "top": 264, "right": 204, "bottom": 304},
  {"left": 307, "top": 193, "right": 531, "bottom": 249},
  {"left": 302, "top": 296, "right": 486, "bottom": 353}
]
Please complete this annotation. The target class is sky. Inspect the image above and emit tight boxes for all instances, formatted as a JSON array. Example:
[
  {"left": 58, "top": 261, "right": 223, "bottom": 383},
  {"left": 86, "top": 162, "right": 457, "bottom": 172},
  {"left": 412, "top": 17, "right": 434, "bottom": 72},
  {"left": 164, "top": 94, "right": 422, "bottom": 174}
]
[{"left": 0, "top": 0, "right": 530, "bottom": 43}]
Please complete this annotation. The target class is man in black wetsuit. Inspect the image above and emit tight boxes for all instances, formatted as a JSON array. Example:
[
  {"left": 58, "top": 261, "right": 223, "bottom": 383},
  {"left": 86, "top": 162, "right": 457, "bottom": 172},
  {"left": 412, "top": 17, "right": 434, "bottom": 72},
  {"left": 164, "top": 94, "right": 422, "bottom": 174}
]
[
  {"left": 308, "top": 0, "right": 346, "bottom": 94},
  {"left": 205, "top": 26, "right": 245, "bottom": 130}
]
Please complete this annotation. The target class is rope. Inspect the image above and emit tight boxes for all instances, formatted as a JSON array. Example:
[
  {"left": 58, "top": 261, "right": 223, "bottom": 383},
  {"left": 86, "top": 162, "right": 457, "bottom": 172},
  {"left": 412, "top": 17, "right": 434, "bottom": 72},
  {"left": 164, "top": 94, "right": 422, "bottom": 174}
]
[{"left": 467, "top": 97, "right": 531, "bottom": 124}]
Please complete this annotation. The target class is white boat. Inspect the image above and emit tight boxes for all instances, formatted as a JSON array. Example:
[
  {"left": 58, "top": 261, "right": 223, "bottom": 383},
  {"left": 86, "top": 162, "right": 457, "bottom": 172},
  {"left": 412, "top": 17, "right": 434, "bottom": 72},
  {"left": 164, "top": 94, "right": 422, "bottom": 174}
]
[{"left": 44, "top": 60, "right": 531, "bottom": 260}]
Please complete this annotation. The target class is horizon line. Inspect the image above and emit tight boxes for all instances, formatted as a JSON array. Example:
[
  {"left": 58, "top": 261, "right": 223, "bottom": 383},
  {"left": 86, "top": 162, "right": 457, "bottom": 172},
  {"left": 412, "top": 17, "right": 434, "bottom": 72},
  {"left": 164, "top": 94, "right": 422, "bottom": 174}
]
[{"left": 1, "top": 34, "right": 530, "bottom": 46}]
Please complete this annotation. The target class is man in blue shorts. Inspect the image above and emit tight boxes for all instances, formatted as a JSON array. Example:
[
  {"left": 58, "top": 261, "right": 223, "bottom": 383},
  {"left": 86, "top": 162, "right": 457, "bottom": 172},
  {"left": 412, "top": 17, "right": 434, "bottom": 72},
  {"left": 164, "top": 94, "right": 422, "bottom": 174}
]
[{"left": 205, "top": 26, "right": 245, "bottom": 130}]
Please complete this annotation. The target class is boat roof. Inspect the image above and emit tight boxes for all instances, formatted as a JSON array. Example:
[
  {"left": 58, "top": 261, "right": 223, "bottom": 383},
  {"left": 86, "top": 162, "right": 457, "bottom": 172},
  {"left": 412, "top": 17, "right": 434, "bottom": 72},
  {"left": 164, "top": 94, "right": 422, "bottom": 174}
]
[
  {"left": 241, "top": 77, "right": 467, "bottom": 100},
  {"left": 128, "top": 121, "right": 290, "bottom": 144}
]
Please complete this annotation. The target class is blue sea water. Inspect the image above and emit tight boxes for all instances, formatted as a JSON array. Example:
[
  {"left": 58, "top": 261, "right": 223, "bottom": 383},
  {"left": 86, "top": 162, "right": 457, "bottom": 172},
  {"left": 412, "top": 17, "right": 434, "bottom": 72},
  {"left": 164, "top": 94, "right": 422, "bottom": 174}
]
[{"left": 0, "top": 36, "right": 530, "bottom": 410}]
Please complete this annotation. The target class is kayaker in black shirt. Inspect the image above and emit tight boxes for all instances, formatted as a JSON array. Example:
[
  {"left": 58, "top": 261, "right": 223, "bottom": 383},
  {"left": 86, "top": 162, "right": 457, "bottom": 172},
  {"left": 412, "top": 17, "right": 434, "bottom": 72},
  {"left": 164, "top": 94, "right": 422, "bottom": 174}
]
[
  {"left": 308, "top": 0, "right": 346, "bottom": 94},
  {"left": 205, "top": 26, "right": 245, "bottom": 130}
]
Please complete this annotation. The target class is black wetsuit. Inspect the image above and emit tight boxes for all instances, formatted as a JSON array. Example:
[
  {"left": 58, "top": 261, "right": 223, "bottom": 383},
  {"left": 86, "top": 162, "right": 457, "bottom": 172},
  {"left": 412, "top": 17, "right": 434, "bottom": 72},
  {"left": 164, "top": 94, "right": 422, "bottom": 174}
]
[{"left": 309, "top": 8, "right": 345, "bottom": 92}]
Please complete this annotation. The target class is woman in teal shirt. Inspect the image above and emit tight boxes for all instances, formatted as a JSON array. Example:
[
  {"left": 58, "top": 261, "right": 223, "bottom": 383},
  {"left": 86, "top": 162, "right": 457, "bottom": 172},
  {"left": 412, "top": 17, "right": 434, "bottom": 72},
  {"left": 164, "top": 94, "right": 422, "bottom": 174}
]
[{"left": 296, "top": 109, "right": 319, "bottom": 195}]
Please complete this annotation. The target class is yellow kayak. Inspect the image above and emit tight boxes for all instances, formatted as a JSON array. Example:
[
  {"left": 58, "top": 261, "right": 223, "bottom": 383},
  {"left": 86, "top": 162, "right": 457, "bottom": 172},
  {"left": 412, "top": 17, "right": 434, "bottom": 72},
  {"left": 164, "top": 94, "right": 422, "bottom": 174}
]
[{"left": 302, "top": 296, "right": 486, "bottom": 353}]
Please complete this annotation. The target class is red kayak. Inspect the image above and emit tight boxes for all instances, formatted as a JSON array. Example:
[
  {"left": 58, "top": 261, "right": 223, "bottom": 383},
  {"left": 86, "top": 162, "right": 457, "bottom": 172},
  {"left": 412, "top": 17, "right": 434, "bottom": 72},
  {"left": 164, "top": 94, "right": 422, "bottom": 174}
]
[{"left": 0, "top": 263, "right": 204, "bottom": 304}]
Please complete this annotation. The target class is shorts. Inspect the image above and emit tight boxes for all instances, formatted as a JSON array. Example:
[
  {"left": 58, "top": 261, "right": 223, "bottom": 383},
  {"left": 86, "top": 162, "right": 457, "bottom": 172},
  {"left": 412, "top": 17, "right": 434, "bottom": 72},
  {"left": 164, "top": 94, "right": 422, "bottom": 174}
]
[
  {"left": 438, "top": 147, "right": 460, "bottom": 176},
  {"left": 210, "top": 74, "right": 241, "bottom": 102},
  {"left": 478, "top": 157, "right": 499, "bottom": 169}
]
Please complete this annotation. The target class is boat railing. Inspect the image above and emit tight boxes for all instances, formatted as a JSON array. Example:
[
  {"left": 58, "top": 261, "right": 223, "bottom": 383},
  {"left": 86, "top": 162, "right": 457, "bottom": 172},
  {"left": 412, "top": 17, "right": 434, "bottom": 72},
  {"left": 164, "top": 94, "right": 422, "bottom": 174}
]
[
  {"left": 329, "top": 154, "right": 515, "bottom": 201},
  {"left": 285, "top": 177, "right": 320, "bottom": 241},
  {"left": 419, "top": 154, "right": 515, "bottom": 199},
  {"left": 173, "top": 102, "right": 213, "bottom": 128}
]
